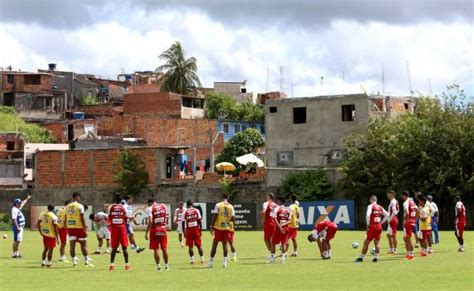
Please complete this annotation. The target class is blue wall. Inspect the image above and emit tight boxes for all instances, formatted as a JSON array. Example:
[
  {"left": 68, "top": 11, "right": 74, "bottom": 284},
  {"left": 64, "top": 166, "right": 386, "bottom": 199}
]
[{"left": 217, "top": 121, "right": 264, "bottom": 141}]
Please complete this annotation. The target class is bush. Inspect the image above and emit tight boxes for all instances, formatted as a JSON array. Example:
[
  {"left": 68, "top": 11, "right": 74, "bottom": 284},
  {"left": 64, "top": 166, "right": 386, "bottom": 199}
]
[
  {"left": 280, "top": 169, "right": 333, "bottom": 201},
  {"left": 114, "top": 148, "right": 149, "bottom": 197},
  {"left": 0, "top": 213, "right": 10, "bottom": 231}
]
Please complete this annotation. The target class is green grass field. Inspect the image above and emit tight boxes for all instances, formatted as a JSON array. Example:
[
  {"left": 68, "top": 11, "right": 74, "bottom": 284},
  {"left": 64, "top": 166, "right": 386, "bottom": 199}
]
[{"left": 0, "top": 230, "right": 472, "bottom": 290}]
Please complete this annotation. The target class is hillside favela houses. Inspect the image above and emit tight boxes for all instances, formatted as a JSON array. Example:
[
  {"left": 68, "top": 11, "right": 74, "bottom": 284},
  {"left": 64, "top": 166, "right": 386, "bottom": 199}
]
[{"left": 264, "top": 93, "right": 414, "bottom": 189}]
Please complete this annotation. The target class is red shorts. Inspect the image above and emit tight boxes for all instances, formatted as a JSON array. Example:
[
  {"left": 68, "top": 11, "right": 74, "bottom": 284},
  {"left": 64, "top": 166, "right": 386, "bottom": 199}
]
[
  {"left": 272, "top": 226, "right": 290, "bottom": 245},
  {"left": 110, "top": 226, "right": 129, "bottom": 249},
  {"left": 185, "top": 228, "right": 202, "bottom": 247},
  {"left": 213, "top": 229, "right": 230, "bottom": 243},
  {"left": 43, "top": 236, "right": 56, "bottom": 249},
  {"left": 229, "top": 231, "right": 234, "bottom": 244},
  {"left": 58, "top": 227, "right": 68, "bottom": 244},
  {"left": 420, "top": 230, "right": 431, "bottom": 241},
  {"left": 264, "top": 223, "right": 275, "bottom": 241},
  {"left": 288, "top": 227, "right": 298, "bottom": 240},
  {"left": 67, "top": 228, "right": 87, "bottom": 241},
  {"left": 404, "top": 223, "right": 415, "bottom": 237},
  {"left": 150, "top": 227, "right": 168, "bottom": 250},
  {"left": 456, "top": 223, "right": 465, "bottom": 239},
  {"left": 325, "top": 225, "right": 337, "bottom": 241},
  {"left": 366, "top": 226, "right": 382, "bottom": 241},
  {"left": 387, "top": 218, "right": 398, "bottom": 237}
]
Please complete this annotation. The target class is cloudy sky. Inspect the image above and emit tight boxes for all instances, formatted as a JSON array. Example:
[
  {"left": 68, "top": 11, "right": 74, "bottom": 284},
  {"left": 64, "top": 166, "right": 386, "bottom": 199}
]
[{"left": 1, "top": 0, "right": 473, "bottom": 97}]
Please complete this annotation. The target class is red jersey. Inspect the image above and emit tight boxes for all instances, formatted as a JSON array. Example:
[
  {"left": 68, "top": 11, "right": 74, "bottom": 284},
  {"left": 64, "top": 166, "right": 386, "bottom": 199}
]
[
  {"left": 150, "top": 203, "right": 168, "bottom": 228},
  {"left": 315, "top": 220, "right": 337, "bottom": 232},
  {"left": 263, "top": 200, "right": 278, "bottom": 225},
  {"left": 404, "top": 199, "right": 418, "bottom": 225},
  {"left": 108, "top": 204, "right": 127, "bottom": 227},
  {"left": 274, "top": 206, "right": 292, "bottom": 225},
  {"left": 367, "top": 203, "right": 385, "bottom": 228},
  {"left": 183, "top": 208, "right": 201, "bottom": 229},
  {"left": 388, "top": 199, "right": 399, "bottom": 217},
  {"left": 455, "top": 201, "right": 466, "bottom": 225}
]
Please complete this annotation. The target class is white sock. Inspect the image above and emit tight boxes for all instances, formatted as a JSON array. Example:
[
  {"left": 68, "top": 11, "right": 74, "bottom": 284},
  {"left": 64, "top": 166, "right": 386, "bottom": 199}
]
[
  {"left": 125, "top": 262, "right": 130, "bottom": 266},
  {"left": 233, "top": 252, "right": 237, "bottom": 258},
  {"left": 223, "top": 257, "right": 228, "bottom": 263},
  {"left": 209, "top": 257, "right": 214, "bottom": 263},
  {"left": 200, "top": 256, "right": 204, "bottom": 262},
  {"left": 110, "top": 263, "right": 114, "bottom": 266},
  {"left": 42, "top": 260, "right": 46, "bottom": 265},
  {"left": 165, "top": 263, "right": 169, "bottom": 268},
  {"left": 47, "top": 260, "right": 52, "bottom": 266},
  {"left": 157, "top": 264, "right": 161, "bottom": 269},
  {"left": 190, "top": 256, "right": 195, "bottom": 262},
  {"left": 323, "top": 251, "right": 328, "bottom": 258},
  {"left": 84, "top": 256, "right": 90, "bottom": 263}
]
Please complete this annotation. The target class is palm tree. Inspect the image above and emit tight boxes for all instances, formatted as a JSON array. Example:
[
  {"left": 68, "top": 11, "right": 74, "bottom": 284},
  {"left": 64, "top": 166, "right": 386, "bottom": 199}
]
[{"left": 156, "top": 41, "right": 201, "bottom": 94}]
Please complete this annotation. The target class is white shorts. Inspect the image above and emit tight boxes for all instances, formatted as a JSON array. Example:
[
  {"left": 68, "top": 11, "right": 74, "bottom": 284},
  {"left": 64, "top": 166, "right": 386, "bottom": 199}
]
[
  {"left": 13, "top": 227, "right": 23, "bottom": 242},
  {"left": 177, "top": 222, "right": 184, "bottom": 234},
  {"left": 97, "top": 227, "right": 110, "bottom": 240},
  {"left": 126, "top": 223, "right": 134, "bottom": 235}
]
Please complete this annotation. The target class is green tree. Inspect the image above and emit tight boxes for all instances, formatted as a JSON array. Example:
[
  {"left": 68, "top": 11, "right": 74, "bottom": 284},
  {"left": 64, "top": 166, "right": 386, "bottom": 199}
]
[
  {"left": 281, "top": 169, "right": 334, "bottom": 201},
  {"left": 340, "top": 84, "right": 473, "bottom": 226},
  {"left": 205, "top": 92, "right": 264, "bottom": 121},
  {"left": 156, "top": 41, "right": 201, "bottom": 94},
  {"left": 0, "top": 106, "right": 56, "bottom": 143},
  {"left": 81, "top": 95, "right": 100, "bottom": 105},
  {"left": 216, "top": 128, "right": 265, "bottom": 167},
  {"left": 114, "top": 148, "right": 149, "bottom": 197}
]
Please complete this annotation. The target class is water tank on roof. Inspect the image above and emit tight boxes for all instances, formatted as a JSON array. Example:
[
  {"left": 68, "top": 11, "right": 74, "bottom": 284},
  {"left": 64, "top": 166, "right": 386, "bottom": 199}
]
[
  {"left": 73, "top": 112, "right": 85, "bottom": 120},
  {"left": 48, "top": 63, "right": 57, "bottom": 71}
]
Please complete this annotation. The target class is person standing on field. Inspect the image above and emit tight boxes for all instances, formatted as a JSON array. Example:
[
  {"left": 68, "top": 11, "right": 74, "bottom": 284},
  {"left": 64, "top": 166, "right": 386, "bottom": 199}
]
[
  {"left": 386, "top": 190, "right": 399, "bottom": 254},
  {"left": 417, "top": 195, "right": 432, "bottom": 256},
  {"left": 174, "top": 201, "right": 186, "bottom": 248},
  {"left": 65, "top": 192, "right": 93, "bottom": 267},
  {"left": 401, "top": 191, "right": 419, "bottom": 260},
  {"left": 37, "top": 204, "right": 59, "bottom": 268},
  {"left": 269, "top": 197, "right": 293, "bottom": 264},
  {"left": 108, "top": 196, "right": 131, "bottom": 271},
  {"left": 354, "top": 195, "right": 389, "bottom": 263},
  {"left": 11, "top": 194, "right": 31, "bottom": 258},
  {"left": 57, "top": 200, "right": 70, "bottom": 262},
  {"left": 454, "top": 196, "right": 466, "bottom": 252},
  {"left": 427, "top": 195, "right": 439, "bottom": 244},
  {"left": 122, "top": 195, "right": 145, "bottom": 253},
  {"left": 146, "top": 201, "right": 170, "bottom": 271},
  {"left": 182, "top": 200, "right": 205, "bottom": 265},
  {"left": 262, "top": 193, "right": 278, "bottom": 257},
  {"left": 208, "top": 194, "right": 235, "bottom": 269},
  {"left": 287, "top": 194, "right": 300, "bottom": 257}
]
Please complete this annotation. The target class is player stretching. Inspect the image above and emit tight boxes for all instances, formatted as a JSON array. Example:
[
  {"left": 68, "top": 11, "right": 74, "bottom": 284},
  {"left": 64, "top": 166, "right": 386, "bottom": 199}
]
[
  {"left": 174, "top": 201, "right": 186, "bottom": 247},
  {"left": 417, "top": 195, "right": 432, "bottom": 256},
  {"left": 89, "top": 212, "right": 111, "bottom": 254},
  {"left": 57, "top": 200, "right": 70, "bottom": 262},
  {"left": 262, "top": 193, "right": 278, "bottom": 257},
  {"left": 65, "top": 192, "right": 93, "bottom": 267},
  {"left": 287, "top": 195, "right": 300, "bottom": 257},
  {"left": 11, "top": 195, "right": 31, "bottom": 258},
  {"left": 386, "top": 190, "right": 399, "bottom": 254},
  {"left": 208, "top": 194, "right": 235, "bottom": 268},
  {"left": 146, "top": 201, "right": 170, "bottom": 271},
  {"left": 37, "top": 205, "right": 59, "bottom": 268},
  {"left": 307, "top": 220, "right": 338, "bottom": 259},
  {"left": 269, "top": 197, "right": 292, "bottom": 264},
  {"left": 122, "top": 196, "right": 145, "bottom": 253},
  {"left": 182, "top": 200, "right": 204, "bottom": 264},
  {"left": 454, "top": 196, "right": 466, "bottom": 252},
  {"left": 354, "top": 195, "right": 388, "bottom": 263},
  {"left": 108, "top": 197, "right": 130, "bottom": 270},
  {"left": 402, "top": 191, "right": 419, "bottom": 260}
]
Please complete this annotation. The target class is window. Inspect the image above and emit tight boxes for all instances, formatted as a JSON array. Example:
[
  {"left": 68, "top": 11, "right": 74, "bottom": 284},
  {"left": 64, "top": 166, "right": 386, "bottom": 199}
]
[
  {"left": 6, "top": 141, "right": 15, "bottom": 151},
  {"left": 3, "top": 93, "right": 14, "bottom": 106},
  {"left": 242, "top": 125, "right": 247, "bottom": 131},
  {"left": 293, "top": 107, "right": 306, "bottom": 124},
  {"left": 241, "top": 87, "right": 247, "bottom": 93},
  {"left": 341, "top": 104, "right": 356, "bottom": 122},
  {"left": 7, "top": 74, "right": 14, "bottom": 84},
  {"left": 277, "top": 151, "right": 294, "bottom": 166},
  {"left": 404, "top": 103, "right": 409, "bottom": 110},
  {"left": 234, "top": 124, "right": 241, "bottom": 133},
  {"left": 223, "top": 123, "right": 229, "bottom": 133},
  {"left": 182, "top": 98, "right": 193, "bottom": 108},
  {"left": 23, "top": 74, "right": 41, "bottom": 85},
  {"left": 269, "top": 106, "right": 277, "bottom": 113}
]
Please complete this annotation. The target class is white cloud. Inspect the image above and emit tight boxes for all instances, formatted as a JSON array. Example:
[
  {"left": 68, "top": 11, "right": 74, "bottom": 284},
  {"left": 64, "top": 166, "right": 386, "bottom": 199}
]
[{"left": 0, "top": 9, "right": 472, "bottom": 97}]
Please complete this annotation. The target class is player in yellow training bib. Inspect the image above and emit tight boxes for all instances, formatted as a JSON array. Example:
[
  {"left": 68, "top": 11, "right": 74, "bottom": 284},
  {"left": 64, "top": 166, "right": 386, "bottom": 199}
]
[{"left": 36, "top": 205, "right": 58, "bottom": 268}]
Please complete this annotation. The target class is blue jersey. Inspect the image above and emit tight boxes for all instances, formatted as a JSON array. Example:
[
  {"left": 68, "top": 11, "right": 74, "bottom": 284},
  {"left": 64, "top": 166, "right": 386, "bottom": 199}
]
[{"left": 11, "top": 207, "right": 25, "bottom": 228}]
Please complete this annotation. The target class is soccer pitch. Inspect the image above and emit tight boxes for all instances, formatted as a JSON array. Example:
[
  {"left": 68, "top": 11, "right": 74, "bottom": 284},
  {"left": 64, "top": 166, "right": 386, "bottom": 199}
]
[{"left": 0, "top": 230, "right": 472, "bottom": 290}]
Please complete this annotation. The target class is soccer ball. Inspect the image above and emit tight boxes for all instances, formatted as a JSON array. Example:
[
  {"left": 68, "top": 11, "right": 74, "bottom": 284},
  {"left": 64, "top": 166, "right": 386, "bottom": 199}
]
[
  {"left": 352, "top": 242, "right": 359, "bottom": 249},
  {"left": 370, "top": 248, "right": 376, "bottom": 255},
  {"left": 2, "top": 234, "right": 7, "bottom": 239}
]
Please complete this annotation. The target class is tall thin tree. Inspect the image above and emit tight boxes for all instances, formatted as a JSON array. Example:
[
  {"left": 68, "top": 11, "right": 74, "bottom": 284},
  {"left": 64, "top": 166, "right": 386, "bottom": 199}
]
[{"left": 156, "top": 41, "right": 201, "bottom": 94}]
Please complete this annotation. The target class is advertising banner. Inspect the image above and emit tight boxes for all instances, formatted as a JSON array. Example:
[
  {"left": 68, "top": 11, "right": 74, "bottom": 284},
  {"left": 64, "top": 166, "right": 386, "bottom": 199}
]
[
  {"left": 31, "top": 205, "right": 93, "bottom": 230},
  {"left": 206, "top": 202, "right": 257, "bottom": 230},
  {"left": 297, "top": 200, "right": 355, "bottom": 230}
]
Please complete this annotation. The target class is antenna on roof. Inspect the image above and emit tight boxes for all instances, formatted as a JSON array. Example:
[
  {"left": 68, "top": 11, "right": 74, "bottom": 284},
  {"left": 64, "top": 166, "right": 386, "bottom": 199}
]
[
  {"left": 406, "top": 60, "right": 413, "bottom": 96},
  {"left": 342, "top": 71, "right": 345, "bottom": 96},
  {"left": 320, "top": 76, "right": 324, "bottom": 95},
  {"left": 265, "top": 65, "right": 269, "bottom": 92},
  {"left": 360, "top": 84, "right": 368, "bottom": 95},
  {"left": 291, "top": 82, "right": 294, "bottom": 97},
  {"left": 381, "top": 63, "right": 385, "bottom": 96},
  {"left": 279, "top": 66, "right": 284, "bottom": 92}
]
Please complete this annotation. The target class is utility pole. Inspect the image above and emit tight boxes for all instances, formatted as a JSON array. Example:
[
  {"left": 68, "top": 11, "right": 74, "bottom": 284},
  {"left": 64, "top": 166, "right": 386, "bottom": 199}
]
[
  {"left": 406, "top": 61, "right": 413, "bottom": 96},
  {"left": 209, "top": 130, "right": 224, "bottom": 173}
]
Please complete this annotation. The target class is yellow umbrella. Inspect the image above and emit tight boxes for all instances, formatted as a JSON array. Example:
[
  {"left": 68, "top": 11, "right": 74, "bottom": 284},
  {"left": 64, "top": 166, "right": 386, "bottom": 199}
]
[{"left": 216, "top": 162, "right": 236, "bottom": 175}]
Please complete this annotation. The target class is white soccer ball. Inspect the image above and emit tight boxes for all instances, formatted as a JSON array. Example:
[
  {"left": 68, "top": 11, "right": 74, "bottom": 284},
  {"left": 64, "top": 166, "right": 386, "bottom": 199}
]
[
  {"left": 3, "top": 234, "right": 7, "bottom": 239},
  {"left": 370, "top": 247, "right": 376, "bottom": 255},
  {"left": 352, "top": 242, "right": 359, "bottom": 249}
]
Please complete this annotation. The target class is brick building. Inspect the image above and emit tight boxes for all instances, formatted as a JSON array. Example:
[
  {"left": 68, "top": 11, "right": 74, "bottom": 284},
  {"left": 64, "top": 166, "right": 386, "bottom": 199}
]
[{"left": 0, "top": 132, "right": 24, "bottom": 188}]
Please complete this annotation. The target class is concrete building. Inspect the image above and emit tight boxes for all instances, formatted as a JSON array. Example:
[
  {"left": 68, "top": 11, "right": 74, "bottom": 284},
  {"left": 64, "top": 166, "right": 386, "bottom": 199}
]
[
  {"left": 217, "top": 120, "right": 265, "bottom": 141},
  {"left": 0, "top": 71, "right": 66, "bottom": 121},
  {"left": 0, "top": 132, "right": 25, "bottom": 189},
  {"left": 213, "top": 81, "right": 257, "bottom": 103},
  {"left": 265, "top": 93, "right": 414, "bottom": 188}
]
